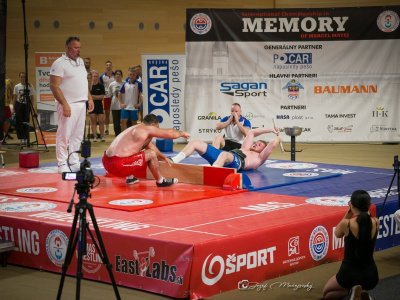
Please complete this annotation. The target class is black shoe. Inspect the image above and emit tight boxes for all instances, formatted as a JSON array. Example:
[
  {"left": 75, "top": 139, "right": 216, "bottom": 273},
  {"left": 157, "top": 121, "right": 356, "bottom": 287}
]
[
  {"left": 126, "top": 176, "right": 139, "bottom": 185},
  {"left": 156, "top": 177, "right": 178, "bottom": 187}
]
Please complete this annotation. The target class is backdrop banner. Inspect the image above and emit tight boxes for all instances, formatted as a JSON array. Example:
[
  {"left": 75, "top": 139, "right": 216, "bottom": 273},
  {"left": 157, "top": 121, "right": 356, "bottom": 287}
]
[
  {"left": 35, "top": 52, "right": 62, "bottom": 126},
  {"left": 142, "top": 54, "right": 186, "bottom": 133},
  {"left": 185, "top": 6, "right": 400, "bottom": 142}
]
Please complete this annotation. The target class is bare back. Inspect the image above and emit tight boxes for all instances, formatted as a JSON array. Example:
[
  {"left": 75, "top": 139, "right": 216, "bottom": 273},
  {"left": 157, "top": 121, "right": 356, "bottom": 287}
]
[{"left": 105, "top": 124, "right": 151, "bottom": 157}]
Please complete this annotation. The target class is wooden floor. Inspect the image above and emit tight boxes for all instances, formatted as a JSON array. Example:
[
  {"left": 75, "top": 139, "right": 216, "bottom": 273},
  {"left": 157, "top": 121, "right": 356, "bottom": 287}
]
[{"left": 0, "top": 133, "right": 399, "bottom": 299}]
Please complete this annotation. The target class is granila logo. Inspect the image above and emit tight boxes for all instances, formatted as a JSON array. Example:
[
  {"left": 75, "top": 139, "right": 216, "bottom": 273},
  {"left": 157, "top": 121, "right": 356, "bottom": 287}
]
[
  {"left": 197, "top": 112, "right": 221, "bottom": 120},
  {"left": 190, "top": 13, "right": 212, "bottom": 35}
]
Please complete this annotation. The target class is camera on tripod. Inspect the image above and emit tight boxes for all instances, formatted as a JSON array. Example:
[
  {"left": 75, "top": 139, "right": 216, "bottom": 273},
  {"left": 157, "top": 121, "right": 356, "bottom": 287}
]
[{"left": 61, "top": 139, "right": 94, "bottom": 186}]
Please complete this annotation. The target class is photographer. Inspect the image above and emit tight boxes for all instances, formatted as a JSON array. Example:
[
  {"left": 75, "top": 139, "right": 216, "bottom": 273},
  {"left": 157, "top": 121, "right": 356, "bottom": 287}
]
[{"left": 322, "top": 190, "right": 379, "bottom": 300}]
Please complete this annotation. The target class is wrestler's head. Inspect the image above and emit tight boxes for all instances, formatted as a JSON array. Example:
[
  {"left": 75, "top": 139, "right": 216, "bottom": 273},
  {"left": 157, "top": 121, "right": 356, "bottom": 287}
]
[
  {"left": 143, "top": 114, "right": 160, "bottom": 127},
  {"left": 250, "top": 140, "right": 267, "bottom": 153}
]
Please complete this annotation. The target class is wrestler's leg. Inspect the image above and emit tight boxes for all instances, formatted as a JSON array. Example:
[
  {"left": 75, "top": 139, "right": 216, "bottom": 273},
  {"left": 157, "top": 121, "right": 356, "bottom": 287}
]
[
  {"left": 212, "top": 135, "right": 225, "bottom": 149},
  {"left": 143, "top": 149, "right": 162, "bottom": 181},
  {"left": 171, "top": 140, "right": 208, "bottom": 163},
  {"left": 213, "top": 151, "right": 234, "bottom": 167},
  {"left": 144, "top": 149, "right": 177, "bottom": 186}
]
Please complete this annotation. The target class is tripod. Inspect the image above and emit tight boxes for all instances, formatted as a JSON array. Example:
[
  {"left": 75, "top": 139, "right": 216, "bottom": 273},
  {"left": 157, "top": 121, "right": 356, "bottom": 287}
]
[
  {"left": 380, "top": 155, "right": 399, "bottom": 215},
  {"left": 57, "top": 170, "right": 121, "bottom": 300},
  {"left": 20, "top": 0, "right": 48, "bottom": 151}
]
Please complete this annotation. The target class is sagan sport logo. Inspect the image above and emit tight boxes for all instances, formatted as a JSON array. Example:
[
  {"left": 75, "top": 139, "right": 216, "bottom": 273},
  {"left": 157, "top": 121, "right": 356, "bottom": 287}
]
[
  {"left": 190, "top": 13, "right": 212, "bottom": 35},
  {"left": 309, "top": 226, "right": 329, "bottom": 261}
]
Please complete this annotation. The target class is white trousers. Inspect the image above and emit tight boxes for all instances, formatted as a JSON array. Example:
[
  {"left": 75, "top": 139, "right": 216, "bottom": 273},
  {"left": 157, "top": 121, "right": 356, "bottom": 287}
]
[{"left": 56, "top": 101, "right": 86, "bottom": 167}]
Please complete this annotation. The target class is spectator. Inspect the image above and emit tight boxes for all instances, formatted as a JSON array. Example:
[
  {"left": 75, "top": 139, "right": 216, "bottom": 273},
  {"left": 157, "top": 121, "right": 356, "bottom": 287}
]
[
  {"left": 13, "top": 72, "right": 34, "bottom": 145},
  {"left": 108, "top": 69, "right": 124, "bottom": 136},
  {"left": 322, "top": 190, "right": 379, "bottom": 300},
  {"left": 89, "top": 70, "right": 106, "bottom": 142},
  {"left": 118, "top": 67, "right": 142, "bottom": 131},
  {"left": 99, "top": 60, "right": 115, "bottom": 135}
]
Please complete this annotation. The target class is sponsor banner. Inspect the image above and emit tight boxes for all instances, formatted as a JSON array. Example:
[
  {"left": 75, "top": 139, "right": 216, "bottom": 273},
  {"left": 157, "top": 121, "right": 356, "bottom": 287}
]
[
  {"left": 186, "top": 7, "right": 400, "bottom": 42},
  {"left": 141, "top": 54, "right": 186, "bottom": 134},
  {"left": 35, "top": 52, "right": 62, "bottom": 106},
  {"left": 189, "top": 217, "right": 342, "bottom": 299},
  {"left": 0, "top": 197, "right": 192, "bottom": 298},
  {"left": 185, "top": 7, "right": 400, "bottom": 142}
]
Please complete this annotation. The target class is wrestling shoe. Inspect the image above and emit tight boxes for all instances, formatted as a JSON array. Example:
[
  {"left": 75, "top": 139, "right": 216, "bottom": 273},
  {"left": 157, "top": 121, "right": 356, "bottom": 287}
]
[
  {"left": 349, "top": 285, "right": 362, "bottom": 300},
  {"left": 126, "top": 175, "right": 139, "bottom": 185},
  {"left": 156, "top": 177, "right": 178, "bottom": 187}
]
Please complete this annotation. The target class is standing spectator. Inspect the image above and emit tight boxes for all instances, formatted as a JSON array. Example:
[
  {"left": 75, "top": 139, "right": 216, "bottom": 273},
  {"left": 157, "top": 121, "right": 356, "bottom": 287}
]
[
  {"left": 13, "top": 72, "right": 34, "bottom": 145},
  {"left": 135, "top": 65, "right": 144, "bottom": 122},
  {"left": 99, "top": 60, "right": 115, "bottom": 135},
  {"left": 50, "top": 36, "right": 94, "bottom": 173},
  {"left": 212, "top": 102, "right": 251, "bottom": 151},
  {"left": 118, "top": 68, "right": 142, "bottom": 131},
  {"left": 108, "top": 69, "right": 124, "bottom": 136},
  {"left": 1, "top": 75, "right": 15, "bottom": 143},
  {"left": 89, "top": 70, "right": 106, "bottom": 142},
  {"left": 322, "top": 190, "right": 379, "bottom": 300},
  {"left": 84, "top": 57, "right": 93, "bottom": 73}
]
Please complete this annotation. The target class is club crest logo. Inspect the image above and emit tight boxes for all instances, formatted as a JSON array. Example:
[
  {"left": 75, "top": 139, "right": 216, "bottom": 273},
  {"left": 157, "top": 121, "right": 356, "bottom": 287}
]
[
  {"left": 377, "top": 10, "right": 399, "bottom": 32},
  {"left": 109, "top": 199, "right": 153, "bottom": 206},
  {"left": 46, "top": 229, "right": 69, "bottom": 267},
  {"left": 309, "top": 226, "right": 329, "bottom": 261},
  {"left": 190, "top": 13, "right": 212, "bottom": 35}
]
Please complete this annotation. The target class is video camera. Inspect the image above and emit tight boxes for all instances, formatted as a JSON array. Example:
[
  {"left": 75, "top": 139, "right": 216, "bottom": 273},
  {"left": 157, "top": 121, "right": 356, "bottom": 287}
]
[{"left": 61, "top": 140, "right": 94, "bottom": 187}]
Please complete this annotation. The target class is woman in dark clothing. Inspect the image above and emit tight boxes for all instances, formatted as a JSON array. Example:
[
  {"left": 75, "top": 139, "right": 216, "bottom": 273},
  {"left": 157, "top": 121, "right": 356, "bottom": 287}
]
[{"left": 322, "top": 190, "right": 379, "bottom": 300}]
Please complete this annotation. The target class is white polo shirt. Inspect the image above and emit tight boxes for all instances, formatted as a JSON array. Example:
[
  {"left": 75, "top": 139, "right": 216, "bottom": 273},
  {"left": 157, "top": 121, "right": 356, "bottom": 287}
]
[{"left": 50, "top": 54, "right": 88, "bottom": 103}]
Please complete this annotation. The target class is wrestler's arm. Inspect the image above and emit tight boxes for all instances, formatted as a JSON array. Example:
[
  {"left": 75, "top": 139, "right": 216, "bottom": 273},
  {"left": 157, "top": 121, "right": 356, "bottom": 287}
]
[
  {"left": 146, "top": 142, "right": 171, "bottom": 166},
  {"left": 257, "top": 135, "right": 281, "bottom": 162},
  {"left": 147, "top": 127, "right": 190, "bottom": 140}
]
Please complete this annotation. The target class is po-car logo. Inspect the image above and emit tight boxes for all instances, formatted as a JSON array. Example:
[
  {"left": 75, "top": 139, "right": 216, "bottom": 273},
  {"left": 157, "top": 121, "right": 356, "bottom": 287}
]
[
  {"left": 190, "top": 13, "right": 212, "bottom": 35},
  {"left": 309, "top": 226, "right": 329, "bottom": 261}
]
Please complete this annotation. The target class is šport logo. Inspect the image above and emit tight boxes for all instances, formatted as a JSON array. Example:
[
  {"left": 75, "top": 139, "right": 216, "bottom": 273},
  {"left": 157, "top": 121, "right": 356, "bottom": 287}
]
[{"left": 219, "top": 82, "right": 268, "bottom": 97}]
